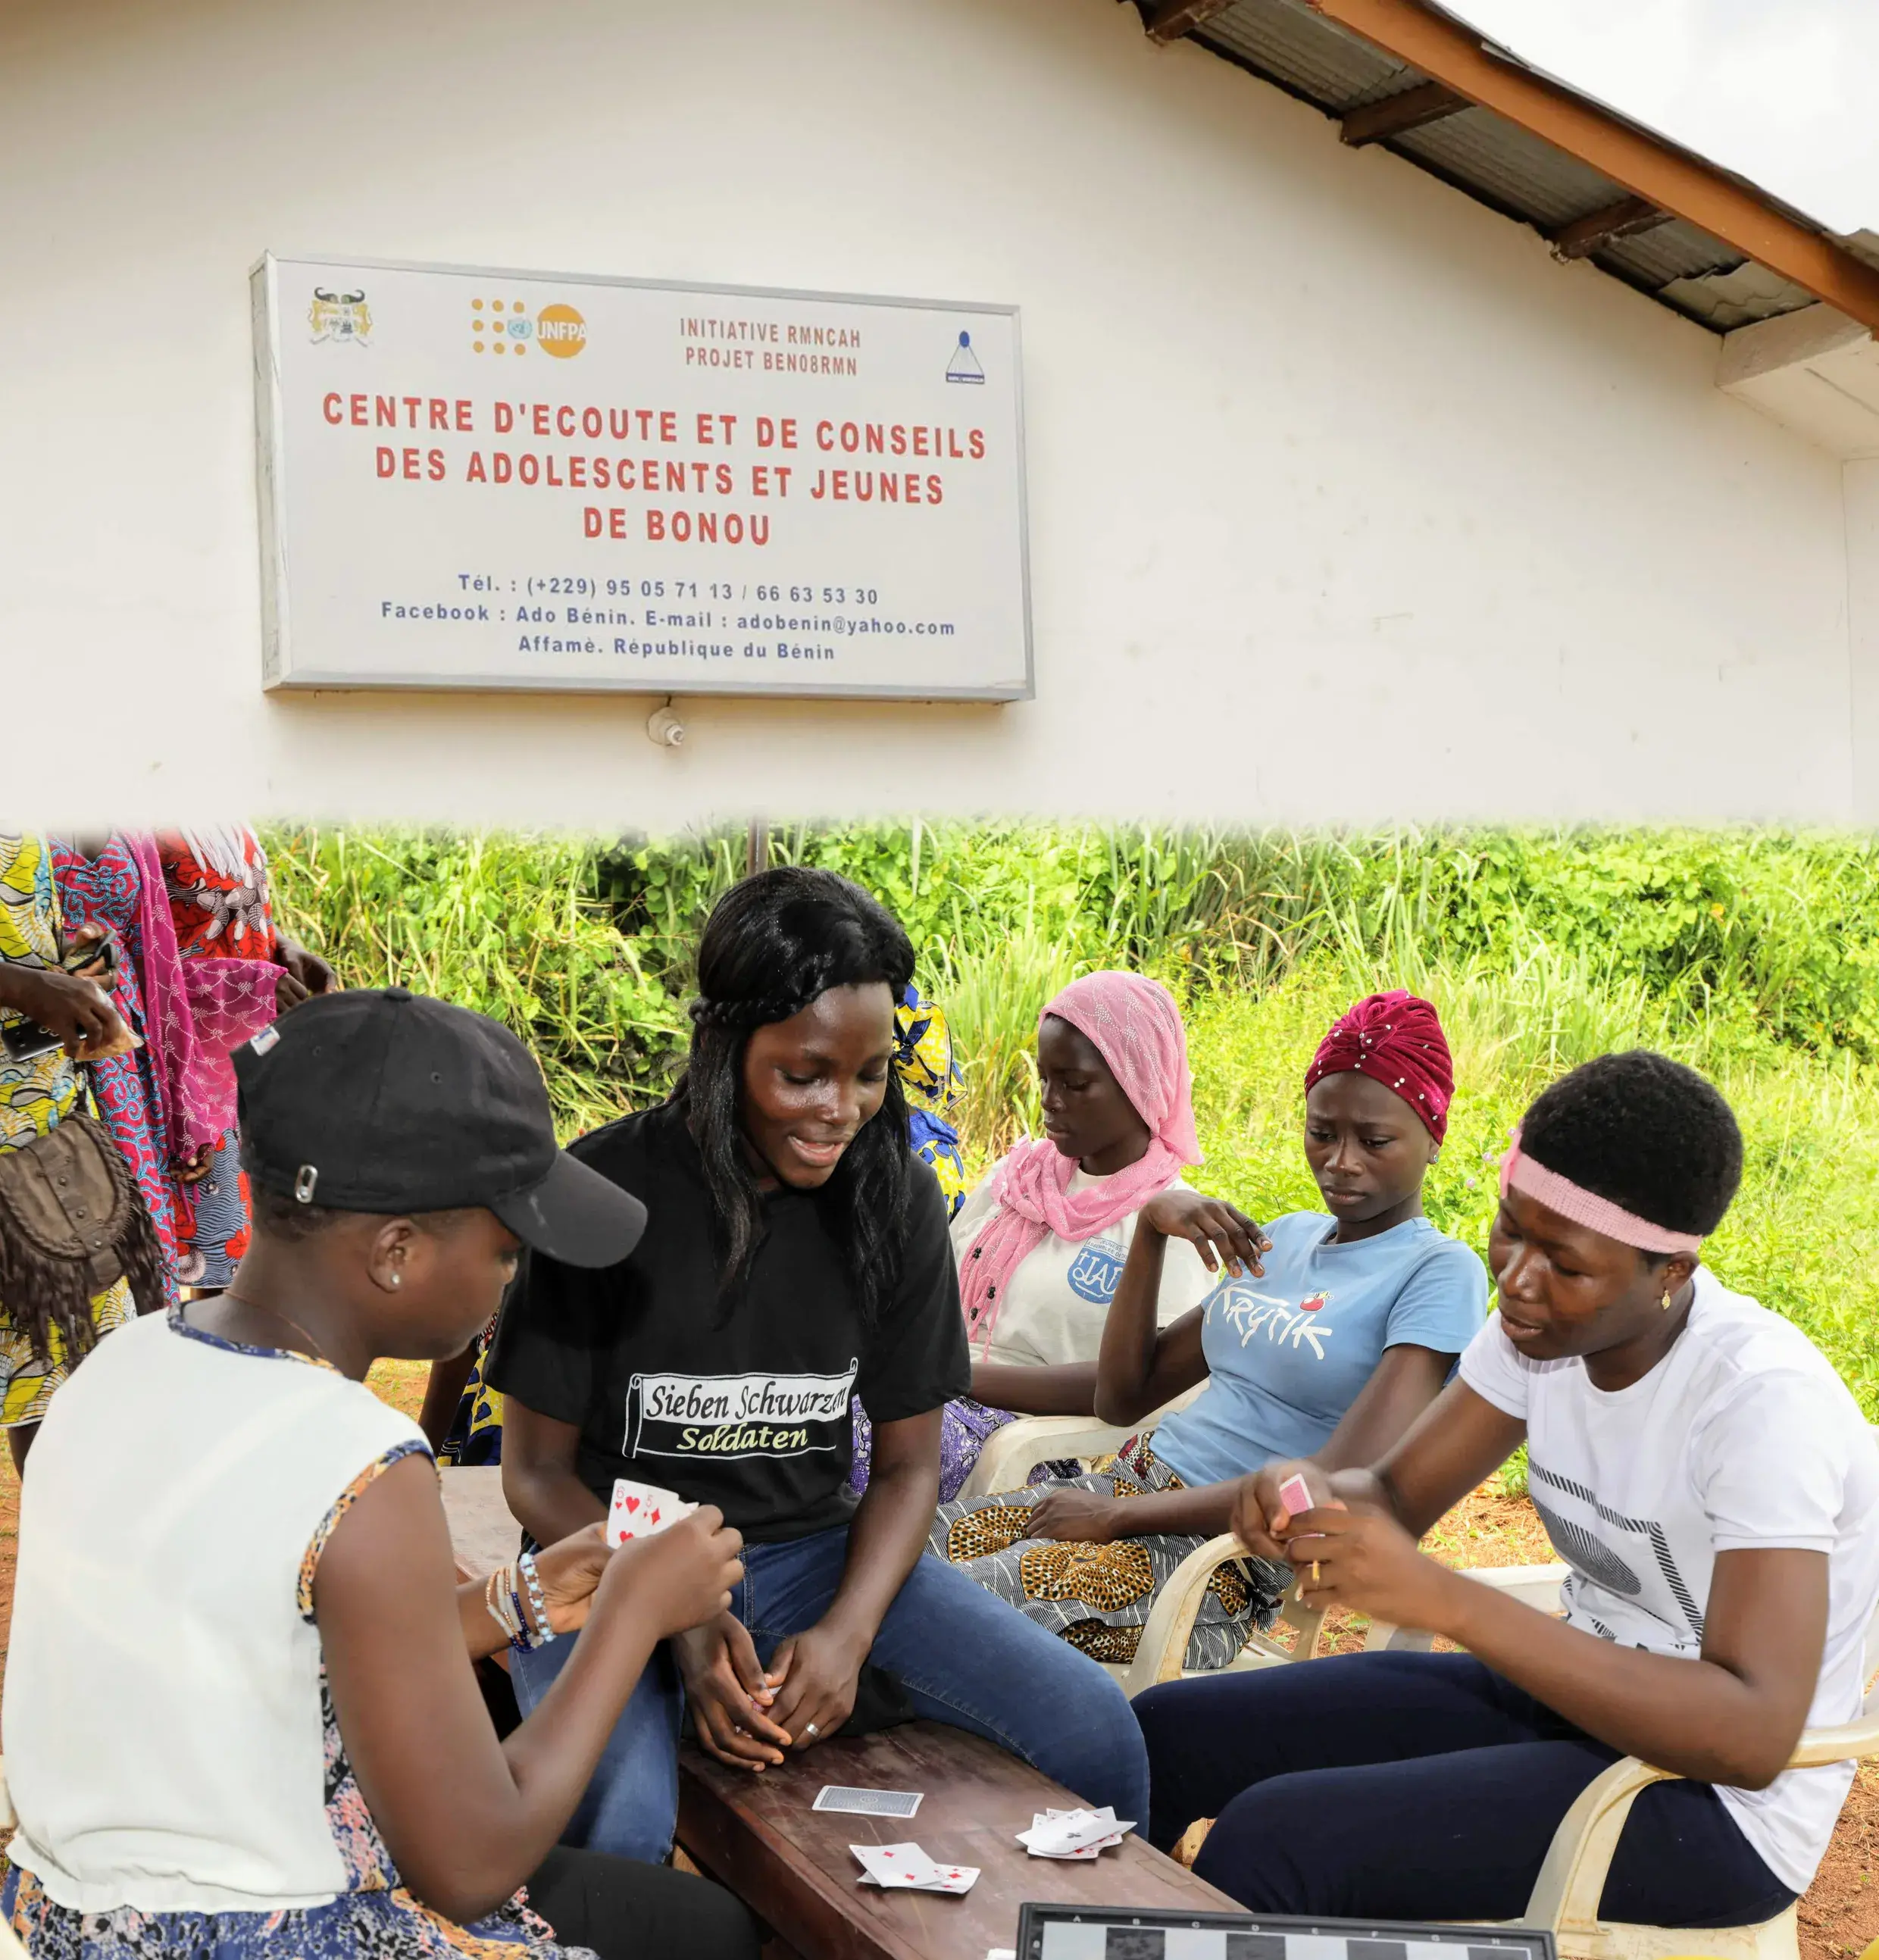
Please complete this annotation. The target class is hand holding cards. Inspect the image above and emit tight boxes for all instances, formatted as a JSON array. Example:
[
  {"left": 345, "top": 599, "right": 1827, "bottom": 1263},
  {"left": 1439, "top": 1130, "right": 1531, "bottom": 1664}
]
[
  {"left": 850, "top": 1843, "right": 980, "bottom": 1894},
  {"left": 608, "top": 1476, "right": 698, "bottom": 1546}
]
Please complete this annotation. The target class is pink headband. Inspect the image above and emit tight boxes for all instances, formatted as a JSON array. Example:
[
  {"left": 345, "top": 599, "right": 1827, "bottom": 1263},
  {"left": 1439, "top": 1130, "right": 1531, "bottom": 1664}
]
[{"left": 1499, "top": 1124, "right": 1704, "bottom": 1256}]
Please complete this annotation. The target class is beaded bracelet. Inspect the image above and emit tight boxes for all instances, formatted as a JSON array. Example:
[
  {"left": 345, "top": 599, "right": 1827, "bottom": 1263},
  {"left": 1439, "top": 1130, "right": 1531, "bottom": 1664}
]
[
  {"left": 518, "top": 1551, "right": 556, "bottom": 1648},
  {"left": 485, "top": 1565, "right": 524, "bottom": 1644}
]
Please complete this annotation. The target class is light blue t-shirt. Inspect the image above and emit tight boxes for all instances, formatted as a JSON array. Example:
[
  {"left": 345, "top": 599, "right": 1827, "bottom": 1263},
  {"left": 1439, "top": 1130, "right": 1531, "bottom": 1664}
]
[{"left": 1149, "top": 1210, "right": 1488, "bottom": 1490}]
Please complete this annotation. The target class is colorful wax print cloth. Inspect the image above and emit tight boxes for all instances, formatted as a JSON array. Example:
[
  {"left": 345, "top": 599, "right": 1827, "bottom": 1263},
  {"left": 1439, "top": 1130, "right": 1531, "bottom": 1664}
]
[
  {"left": 930, "top": 1430, "right": 1289, "bottom": 1669},
  {"left": 0, "top": 834, "right": 133, "bottom": 1425},
  {"left": 158, "top": 827, "right": 283, "bottom": 1286},
  {"left": 440, "top": 1313, "right": 505, "bottom": 1466},
  {"left": 896, "top": 984, "right": 967, "bottom": 1217},
  {"left": 49, "top": 838, "right": 186, "bottom": 1305}
]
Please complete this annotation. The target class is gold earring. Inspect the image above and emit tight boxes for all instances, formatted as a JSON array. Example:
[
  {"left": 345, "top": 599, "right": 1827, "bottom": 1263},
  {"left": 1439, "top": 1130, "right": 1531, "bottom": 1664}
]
[{"left": 1659, "top": 1288, "right": 1672, "bottom": 1311}]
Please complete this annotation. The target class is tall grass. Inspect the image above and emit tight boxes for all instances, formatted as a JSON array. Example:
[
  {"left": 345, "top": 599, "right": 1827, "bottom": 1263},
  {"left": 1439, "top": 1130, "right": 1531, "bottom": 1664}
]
[{"left": 262, "top": 821, "right": 1879, "bottom": 1413}]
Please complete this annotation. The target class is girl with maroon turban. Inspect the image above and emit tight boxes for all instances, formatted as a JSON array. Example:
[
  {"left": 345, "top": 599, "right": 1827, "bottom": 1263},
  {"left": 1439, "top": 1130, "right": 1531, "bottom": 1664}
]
[{"left": 933, "top": 990, "right": 1487, "bottom": 1671}]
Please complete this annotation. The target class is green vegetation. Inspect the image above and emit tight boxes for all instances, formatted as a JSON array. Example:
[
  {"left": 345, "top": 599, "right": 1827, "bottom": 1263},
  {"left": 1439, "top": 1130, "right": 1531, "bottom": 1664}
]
[{"left": 264, "top": 823, "right": 1879, "bottom": 1416}]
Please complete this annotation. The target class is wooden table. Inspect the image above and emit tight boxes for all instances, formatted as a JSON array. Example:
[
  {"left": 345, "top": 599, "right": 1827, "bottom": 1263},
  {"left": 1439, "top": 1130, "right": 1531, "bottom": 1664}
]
[{"left": 678, "top": 1719, "right": 1240, "bottom": 1960}]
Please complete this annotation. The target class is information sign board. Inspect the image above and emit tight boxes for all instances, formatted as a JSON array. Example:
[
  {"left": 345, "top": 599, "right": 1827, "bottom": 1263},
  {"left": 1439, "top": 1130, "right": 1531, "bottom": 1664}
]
[{"left": 252, "top": 254, "right": 1030, "bottom": 697}]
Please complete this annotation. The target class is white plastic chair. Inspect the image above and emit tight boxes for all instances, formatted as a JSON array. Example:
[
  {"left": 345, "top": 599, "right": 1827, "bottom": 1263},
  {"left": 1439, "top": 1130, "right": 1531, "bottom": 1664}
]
[
  {"left": 1120, "top": 1527, "right": 1568, "bottom": 1696},
  {"left": 1136, "top": 1544, "right": 1879, "bottom": 1960},
  {"left": 955, "top": 1383, "right": 1205, "bottom": 1503}
]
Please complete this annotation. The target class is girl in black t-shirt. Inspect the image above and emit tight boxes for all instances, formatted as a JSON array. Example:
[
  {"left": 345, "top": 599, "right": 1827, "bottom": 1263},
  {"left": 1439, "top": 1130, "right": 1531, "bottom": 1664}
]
[{"left": 488, "top": 867, "right": 1149, "bottom": 1861}]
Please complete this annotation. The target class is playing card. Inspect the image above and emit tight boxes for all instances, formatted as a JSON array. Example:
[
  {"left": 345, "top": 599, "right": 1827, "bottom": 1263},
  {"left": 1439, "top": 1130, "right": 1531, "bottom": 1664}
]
[
  {"left": 607, "top": 1477, "right": 696, "bottom": 1546},
  {"left": 1277, "top": 1472, "right": 1314, "bottom": 1518},
  {"left": 1016, "top": 1805, "right": 1133, "bottom": 1858},
  {"left": 814, "top": 1786, "right": 924, "bottom": 1817},
  {"left": 849, "top": 1843, "right": 978, "bottom": 1893},
  {"left": 852, "top": 1842, "right": 940, "bottom": 1888}
]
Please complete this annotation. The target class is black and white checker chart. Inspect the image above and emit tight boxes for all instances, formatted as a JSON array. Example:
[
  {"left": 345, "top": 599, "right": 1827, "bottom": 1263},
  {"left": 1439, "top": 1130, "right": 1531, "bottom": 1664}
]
[{"left": 1020, "top": 1908, "right": 1555, "bottom": 1960}]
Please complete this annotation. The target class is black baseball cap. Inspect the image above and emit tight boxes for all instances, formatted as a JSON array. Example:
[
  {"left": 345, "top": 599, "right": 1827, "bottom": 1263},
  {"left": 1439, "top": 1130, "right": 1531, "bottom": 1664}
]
[{"left": 232, "top": 987, "right": 646, "bottom": 1268}]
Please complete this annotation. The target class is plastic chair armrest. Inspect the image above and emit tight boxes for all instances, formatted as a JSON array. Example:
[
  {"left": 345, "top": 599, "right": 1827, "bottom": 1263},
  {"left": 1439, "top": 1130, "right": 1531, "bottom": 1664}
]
[
  {"left": 1123, "top": 1533, "right": 1248, "bottom": 1697},
  {"left": 959, "top": 1416, "right": 1134, "bottom": 1501},
  {"left": 1519, "top": 1755, "right": 1673, "bottom": 1937}
]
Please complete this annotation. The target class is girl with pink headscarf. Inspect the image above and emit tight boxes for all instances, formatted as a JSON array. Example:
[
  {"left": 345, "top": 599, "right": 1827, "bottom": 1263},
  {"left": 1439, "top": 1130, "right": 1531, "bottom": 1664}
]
[
  {"left": 933, "top": 989, "right": 1488, "bottom": 1671},
  {"left": 852, "top": 972, "right": 1221, "bottom": 1503}
]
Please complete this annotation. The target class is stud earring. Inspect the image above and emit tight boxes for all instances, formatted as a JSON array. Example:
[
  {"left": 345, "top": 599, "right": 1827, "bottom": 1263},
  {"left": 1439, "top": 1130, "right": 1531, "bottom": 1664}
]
[{"left": 390, "top": 1272, "right": 402, "bottom": 1290}]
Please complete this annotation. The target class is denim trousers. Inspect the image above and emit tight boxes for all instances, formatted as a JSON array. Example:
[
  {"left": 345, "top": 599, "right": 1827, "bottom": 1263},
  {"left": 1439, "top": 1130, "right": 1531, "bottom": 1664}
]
[{"left": 512, "top": 1527, "right": 1150, "bottom": 1862}]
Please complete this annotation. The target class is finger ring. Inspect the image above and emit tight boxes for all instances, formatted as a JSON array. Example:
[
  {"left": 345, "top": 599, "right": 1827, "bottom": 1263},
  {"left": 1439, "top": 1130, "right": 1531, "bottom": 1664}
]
[{"left": 804, "top": 1722, "right": 819, "bottom": 1738}]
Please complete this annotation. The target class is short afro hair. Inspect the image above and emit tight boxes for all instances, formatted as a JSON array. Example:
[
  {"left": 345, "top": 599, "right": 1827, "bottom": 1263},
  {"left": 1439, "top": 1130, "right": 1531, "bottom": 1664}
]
[{"left": 1520, "top": 1051, "right": 1742, "bottom": 1243}]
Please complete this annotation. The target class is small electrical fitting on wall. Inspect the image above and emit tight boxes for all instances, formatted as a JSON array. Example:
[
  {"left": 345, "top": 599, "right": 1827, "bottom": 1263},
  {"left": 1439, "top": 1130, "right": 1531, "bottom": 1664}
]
[{"left": 646, "top": 699, "right": 686, "bottom": 749}]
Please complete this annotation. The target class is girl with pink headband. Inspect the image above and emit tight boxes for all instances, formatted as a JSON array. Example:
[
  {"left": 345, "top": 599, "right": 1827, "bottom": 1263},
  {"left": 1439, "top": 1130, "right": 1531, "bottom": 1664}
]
[
  {"left": 1140, "top": 1049, "right": 1879, "bottom": 1938},
  {"left": 935, "top": 989, "right": 1486, "bottom": 1671}
]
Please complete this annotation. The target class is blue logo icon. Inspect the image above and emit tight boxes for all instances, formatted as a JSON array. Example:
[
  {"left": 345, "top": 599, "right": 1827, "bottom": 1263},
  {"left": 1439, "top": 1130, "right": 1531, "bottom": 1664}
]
[
  {"left": 1067, "top": 1241, "right": 1125, "bottom": 1304},
  {"left": 946, "top": 330, "right": 984, "bottom": 385}
]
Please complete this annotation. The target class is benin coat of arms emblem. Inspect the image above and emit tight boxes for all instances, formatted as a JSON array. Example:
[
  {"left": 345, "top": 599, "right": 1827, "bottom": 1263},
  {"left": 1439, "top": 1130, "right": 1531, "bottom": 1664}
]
[{"left": 308, "top": 289, "right": 372, "bottom": 345}]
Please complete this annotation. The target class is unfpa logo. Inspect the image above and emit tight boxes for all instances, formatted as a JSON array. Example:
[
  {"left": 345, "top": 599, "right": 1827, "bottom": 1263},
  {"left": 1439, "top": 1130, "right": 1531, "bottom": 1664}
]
[{"left": 471, "top": 298, "right": 586, "bottom": 359}]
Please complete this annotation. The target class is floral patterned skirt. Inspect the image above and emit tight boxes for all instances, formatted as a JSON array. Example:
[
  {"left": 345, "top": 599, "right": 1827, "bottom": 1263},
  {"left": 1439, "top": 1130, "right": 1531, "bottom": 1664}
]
[
  {"left": 1, "top": 1863, "right": 586, "bottom": 1960},
  {"left": 928, "top": 1430, "right": 1290, "bottom": 1670}
]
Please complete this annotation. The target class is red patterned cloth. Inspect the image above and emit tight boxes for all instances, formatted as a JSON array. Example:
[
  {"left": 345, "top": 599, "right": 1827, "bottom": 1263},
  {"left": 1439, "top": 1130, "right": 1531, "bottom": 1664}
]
[{"left": 1304, "top": 989, "right": 1453, "bottom": 1143}]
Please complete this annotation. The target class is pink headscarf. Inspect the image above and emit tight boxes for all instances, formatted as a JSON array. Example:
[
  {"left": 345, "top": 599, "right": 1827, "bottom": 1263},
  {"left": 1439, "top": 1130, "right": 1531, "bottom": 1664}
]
[
  {"left": 960, "top": 971, "right": 1201, "bottom": 1350},
  {"left": 126, "top": 835, "right": 280, "bottom": 1162}
]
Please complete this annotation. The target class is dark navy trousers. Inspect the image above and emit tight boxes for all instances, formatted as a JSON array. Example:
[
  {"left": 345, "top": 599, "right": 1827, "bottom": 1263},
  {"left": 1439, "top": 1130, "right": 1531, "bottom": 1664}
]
[{"left": 1135, "top": 1652, "right": 1797, "bottom": 1928}]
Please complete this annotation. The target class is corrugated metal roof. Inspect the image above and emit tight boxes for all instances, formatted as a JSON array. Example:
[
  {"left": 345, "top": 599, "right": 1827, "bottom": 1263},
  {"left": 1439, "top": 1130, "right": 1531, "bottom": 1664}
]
[
  {"left": 1391, "top": 108, "right": 1620, "bottom": 230},
  {"left": 1593, "top": 217, "right": 1742, "bottom": 289},
  {"left": 1198, "top": 0, "right": 1404, "bottom": 111},
  {"left": 1183, "top": 0, "right": 1821, "bottom": 333}
]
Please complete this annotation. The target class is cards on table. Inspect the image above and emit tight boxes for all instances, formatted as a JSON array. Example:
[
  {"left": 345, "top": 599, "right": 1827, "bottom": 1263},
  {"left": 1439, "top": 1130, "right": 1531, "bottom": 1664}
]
[
  {"left": 607, "top": 1477, "right": 698, "bottom": 1546},
  {"left": 1015, "top": 1805, "right": 1133, "bottom": 1859},
  {"left": 850, "top": 1842, "right": 979, "bottom": 1893},
  {"left": 1277, "top": 1472, "right": 1314, "bottom": 1519},
  {"left": 814, "top": 1786, "right": 924, "bottom": 1818}
]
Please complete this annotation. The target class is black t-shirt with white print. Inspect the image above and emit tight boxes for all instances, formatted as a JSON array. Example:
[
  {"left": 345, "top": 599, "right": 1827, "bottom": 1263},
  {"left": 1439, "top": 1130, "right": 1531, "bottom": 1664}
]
[{"left": 485, "top": 1100, "right": 969, "bottom": 1543}]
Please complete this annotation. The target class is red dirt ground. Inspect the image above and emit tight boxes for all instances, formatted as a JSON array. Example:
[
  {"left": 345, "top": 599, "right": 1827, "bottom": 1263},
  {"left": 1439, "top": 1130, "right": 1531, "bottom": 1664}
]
[{"left": 0, "top": 1373, "right": 1871, "bottom": 1957}]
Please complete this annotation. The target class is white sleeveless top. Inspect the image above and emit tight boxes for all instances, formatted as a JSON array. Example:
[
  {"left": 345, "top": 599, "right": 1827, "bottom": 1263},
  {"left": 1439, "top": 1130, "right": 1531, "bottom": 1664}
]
[{"left": 4, "top": 1308, "right": 427, "bottom": 1914}]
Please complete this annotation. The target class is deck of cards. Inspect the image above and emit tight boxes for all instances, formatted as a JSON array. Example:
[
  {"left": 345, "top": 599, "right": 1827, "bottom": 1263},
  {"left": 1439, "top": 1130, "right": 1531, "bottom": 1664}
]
[
  {"left": 1278, "top": 1471, "right": 1315, "bottom": 1520},
  {"left": 850, "top": 1842, "right": 980, "bottom": 1894},
  {"left": 1015, "top": 1805, "right": 1133, "bottom": 1858},
  {"left": 607, "top": 1476, "right": 698, "bottom": 1546}
]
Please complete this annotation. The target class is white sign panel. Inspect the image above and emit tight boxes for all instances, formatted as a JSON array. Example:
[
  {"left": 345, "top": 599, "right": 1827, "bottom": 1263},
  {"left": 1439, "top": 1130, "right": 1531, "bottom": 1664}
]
[{"left": 252, "top": 254, "right": 1030, "bottom": 698}]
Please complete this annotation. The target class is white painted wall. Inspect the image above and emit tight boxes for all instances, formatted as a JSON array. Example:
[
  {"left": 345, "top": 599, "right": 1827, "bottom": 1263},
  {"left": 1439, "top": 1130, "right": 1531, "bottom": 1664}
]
[
  {"left": 0, "top": 0, "right": 1856, "bottom": 829},
  {"left": 1849, "top": 461, "right": 1879, "bottom": 823}
]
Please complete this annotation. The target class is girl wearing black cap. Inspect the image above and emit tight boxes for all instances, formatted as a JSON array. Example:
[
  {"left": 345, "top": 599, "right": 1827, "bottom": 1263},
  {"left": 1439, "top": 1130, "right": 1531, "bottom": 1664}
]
[
  {"left": 1136, "top": 1052, "right": 1879, "bottom": 1932},
  {"left": 0, "top": 989, "right": 759, "bottom": 1960},
  {"left": 489, "top": 866, "right": 1149, "bottom": 1862}
]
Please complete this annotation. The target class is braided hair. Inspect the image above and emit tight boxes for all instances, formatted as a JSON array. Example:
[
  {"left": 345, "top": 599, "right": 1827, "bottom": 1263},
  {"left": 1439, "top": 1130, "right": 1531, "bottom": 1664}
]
[{"left": 674, "top": 866, "right": 917, "bottom": 1320}]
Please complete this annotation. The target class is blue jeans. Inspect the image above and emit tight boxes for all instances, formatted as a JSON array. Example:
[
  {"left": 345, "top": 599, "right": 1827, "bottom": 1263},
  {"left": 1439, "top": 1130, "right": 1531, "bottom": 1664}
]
[{"left": 512, "top": 1527, "right": 1149, "bottom": 1862}]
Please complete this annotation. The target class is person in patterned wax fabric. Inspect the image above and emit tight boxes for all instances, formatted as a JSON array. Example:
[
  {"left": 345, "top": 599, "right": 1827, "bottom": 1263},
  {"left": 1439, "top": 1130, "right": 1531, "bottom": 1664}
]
[
  {"left": 50, "top": 833, "right": 289, "bottom": 1307},
  {"left": 488, "top": 867, "right": 1148, "bottom": 1865},
  {"left": 429, "top": 979, "right": 971, "bottom": 1471},
  {"left": 0, "top": 834, "right": 149, "bottom": 1463},
  {"left": 157, "top": 826, "right": 336, "bottom": 1289},
  {"left": 932, "top": 989, "right": 1487, "bottom": 1671},
  {"left": 1, "top": 988, "right": 759, "bottom": 1960}
]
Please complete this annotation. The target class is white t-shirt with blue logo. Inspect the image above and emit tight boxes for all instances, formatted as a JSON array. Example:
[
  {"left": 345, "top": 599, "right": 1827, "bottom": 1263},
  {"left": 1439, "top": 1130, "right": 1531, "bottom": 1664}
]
[
  {"left": 952, "top": 1164, "right": 1218, "bottom": 1369},
  {"left": 1150, "top": 1211, "right": 1488, "bottom": 1488}
]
